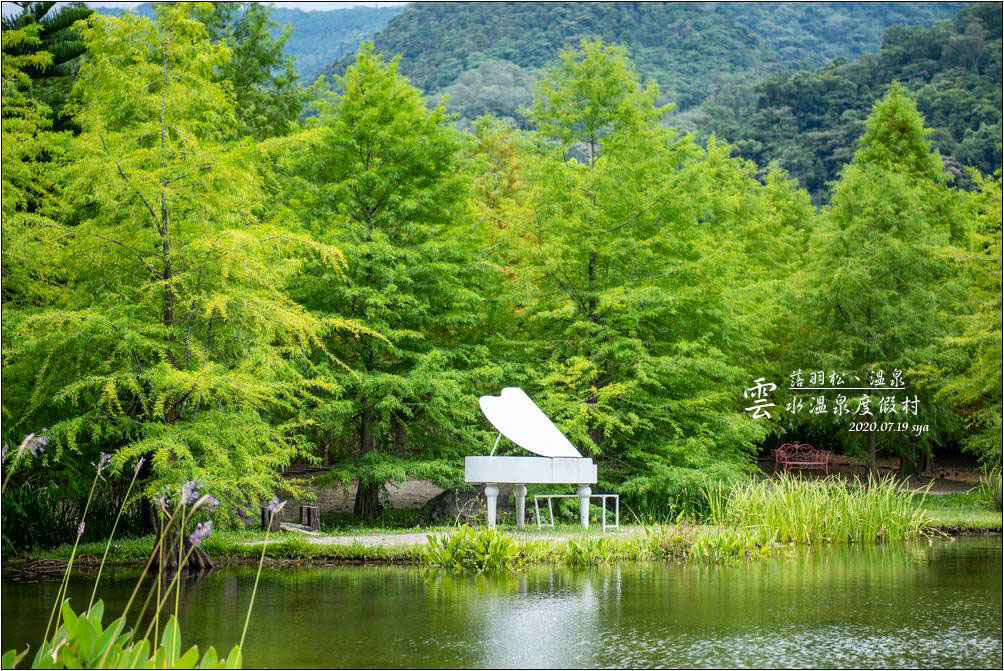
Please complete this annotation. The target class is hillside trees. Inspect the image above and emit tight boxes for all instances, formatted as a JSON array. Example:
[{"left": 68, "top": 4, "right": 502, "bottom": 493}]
[
  {"left": 793, "top": 84, "right": 962, "bottom": 474},
  {"left": 287, "top": 44, "right": 513, "bottom": 520},
  {"left": 1, "top": 4, "right": 347, "bottom": 519},
  {"left": 705, "top": 4, "right": 1002, "bottom": 201},
  {"left": 520, "top": 41, "right": 809, "bottom": 504}
]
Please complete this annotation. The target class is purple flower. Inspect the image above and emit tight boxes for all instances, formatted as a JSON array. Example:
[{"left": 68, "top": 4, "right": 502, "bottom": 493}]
[
  {"left": 92, "top": 452, "right": 112, "bottom": 473},
  {"left": 188, "top": 520, "right": 213, "bottom": 546},
  {"left": 204, "top": 495, "right": 219, "bottom": 512},
  {"left": 77, "top": 522, "right": 86, "bottom": 537},
  {"left": 180, "top": 480, "right": 200, "bottom": 506},
  {"left": 2, "top": 443, "right": 8, "bottom": 463},
  {"left": 22, "top": 432, "right": 47, "bottom": 456},
  {"left": 266, "top": 496, "right": 286, "bottom": 516},
  {"left": 134, "top": 456, "right": 146, "bottom": 475}
]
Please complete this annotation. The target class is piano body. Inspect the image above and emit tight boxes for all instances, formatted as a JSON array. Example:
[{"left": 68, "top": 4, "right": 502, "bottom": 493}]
[{"left": 465, "top": 387, "right": 597, "bottom": 528}]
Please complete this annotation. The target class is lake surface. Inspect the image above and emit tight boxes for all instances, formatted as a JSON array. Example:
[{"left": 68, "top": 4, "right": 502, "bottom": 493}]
[{"left": 3, "top": 537, "right": 1001, "bottom": 668}]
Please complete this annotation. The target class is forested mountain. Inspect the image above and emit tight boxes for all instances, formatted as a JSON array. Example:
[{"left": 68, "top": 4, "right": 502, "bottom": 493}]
[
  {"left": 97, "top": 2, "right": 403, "bottom": 79},
  {"left": 323, "top": 2, "right": 965, "bottom": 115},
  {"left": 704, "top": 3, "right": 1002, "bottom": 200}
]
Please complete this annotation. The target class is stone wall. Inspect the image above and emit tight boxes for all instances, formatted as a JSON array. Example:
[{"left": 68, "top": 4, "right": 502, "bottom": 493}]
[{"left": 279, "top": 477, "right": 445, "bottom": 513}]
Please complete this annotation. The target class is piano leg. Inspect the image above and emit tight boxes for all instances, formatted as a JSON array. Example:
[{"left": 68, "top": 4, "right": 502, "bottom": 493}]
[
  {"left": 577, "top": 484, "right": 591, "bottom": 529},
  {"left": 484, "top": 483, "right": 499, "bottom": 528},
  {"left": 513, "top": 484, "right": 527, "bottom": 529}
]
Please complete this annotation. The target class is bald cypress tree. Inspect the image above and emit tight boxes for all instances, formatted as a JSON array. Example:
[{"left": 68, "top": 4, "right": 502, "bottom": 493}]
[
  {"left": 289, "top": 44, "right": 509, "bottom": 520},
  {"left": 518, "top": 41, "right": 809, "bottom": 510},
  {"left": 2, "top": 5, "right": 344, "bottom": 516},
  {"left": 799, "top": 83, "right": 961, "bottom": 473}
]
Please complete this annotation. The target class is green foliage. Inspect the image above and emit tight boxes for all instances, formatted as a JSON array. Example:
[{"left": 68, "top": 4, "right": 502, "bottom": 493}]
[
  {"left": 326, "top": 2, "right": 961, "bottom": 114},
  {"left": 507, "top": 40, "right": 807, "bottom": 487},
  {"left": 687, "top": 527, "right": 773, "bottom": 563},
  {"left": 287, "top": 43, "right": 514, "bottom": 518},
  {"left": 426, "top": 525, "right": 529, "bottom": 572},
  {"left": 706, "top": 474, "right": 930, "bottom": 544},
  {"left": 1, "top": 1, "right": 93, "bottom": 129},
  {"left": 1, "top": 473, "right": 140, "bottom": 554},
  {"left": 617, "top": 463, "right": 748, "bottom": 522},
  {"left": 930, "top": 173, "right": 1002, "bottom": 463},
  {"left": 975, "top": 468, "right": 1002, "bottom": 512},
  {"left": 5, "top": 604, "right": 241, "bottom": 669},
  {"left": 562, "top": 536, "right": 619, "bottom": 566},
  {"left": 531, "top": 39, "right": 664, "bottom": 155},
  {"left": 705, "top": 4, "right": 1001, "bottom": 200},
  {"left": 2, "top": 4, "right": 347, "bottom": 518},
  {"left": 96, "top": 2, "right": 404, "bottom": 81},
  {"left": 787, "top": 84, "right": 962, "bottom": 467},
  {"left": 1, "top": 16, "right": 71, "bottom": 310},
  {"left": 188, "top": 2, "right": 304, "bottom": 140},
  {"left": 436, "top": 60, "right": 536, "bottom": 129}
]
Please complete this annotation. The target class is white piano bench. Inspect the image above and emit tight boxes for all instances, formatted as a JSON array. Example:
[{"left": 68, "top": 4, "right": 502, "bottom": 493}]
[{"left": 533, "top": 493, "right": 620, "bottom": 532}]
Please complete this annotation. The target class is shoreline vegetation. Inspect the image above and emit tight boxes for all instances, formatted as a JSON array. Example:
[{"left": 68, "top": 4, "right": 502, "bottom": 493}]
[{"left": 11, "top": 477, "right": 1000, "bottom": 573}]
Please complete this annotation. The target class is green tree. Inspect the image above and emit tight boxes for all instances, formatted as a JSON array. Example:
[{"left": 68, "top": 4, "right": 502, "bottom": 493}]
[
  {"left": 931, "top": 172, "right": 1002, "bottom": 464},
  {"left": 797, "top": 84, "right": 960, "bottom": 473},
  {"left": 288, "top": 44, "right": 510, "bottom": 520},
  {"left": 199, "top": 2, "right": 305, "bottom": 140},
  {"left": 2, "top": 4, "right": 345, "bottom": 519},
  {"left": 522, "top": 41, "right": 798, "bottom": 505},
  {"left": 1, "top": 2, "right": 94, "bottom": 129},
  {"left": 1, "top": 14, "right": 70, "bottom": 309}
]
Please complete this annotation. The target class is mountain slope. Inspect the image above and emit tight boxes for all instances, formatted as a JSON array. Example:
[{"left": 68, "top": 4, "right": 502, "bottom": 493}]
[
  {"left": 323, "top": 1, "right": 966, "bottom": 110},
  {"left": 703, "top": 3, "right": 1002, "bottom": 200}
]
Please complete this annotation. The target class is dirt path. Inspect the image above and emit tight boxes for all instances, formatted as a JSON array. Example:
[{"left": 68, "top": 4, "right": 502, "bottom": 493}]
[{"left": 242, "top": 527, "right": 646, "bottom": 548}]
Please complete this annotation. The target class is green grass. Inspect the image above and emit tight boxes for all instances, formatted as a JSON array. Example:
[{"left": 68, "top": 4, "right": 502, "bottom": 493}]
[
  {"left": 917, "top": 490, "right": 1002, "bottom": 530},
  {"left": 706, "top": 474, "right": 931, "bottom": 543}
]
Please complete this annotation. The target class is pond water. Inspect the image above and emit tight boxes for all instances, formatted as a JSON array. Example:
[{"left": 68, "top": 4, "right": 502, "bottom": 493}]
[{"left": 3, "top": 537, "right": 1001, "bottom": 668}]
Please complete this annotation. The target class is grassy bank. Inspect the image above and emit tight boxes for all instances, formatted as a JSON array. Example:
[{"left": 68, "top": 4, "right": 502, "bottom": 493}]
[
  {"left": 14, "top": 477, "right": 1000, "bottom": 571},
  {"left": 917, "top": 491, "right": 1002, "bottom": 530},
  {"left": 26, "top": 524, "right": 771, "bottom": 570}
]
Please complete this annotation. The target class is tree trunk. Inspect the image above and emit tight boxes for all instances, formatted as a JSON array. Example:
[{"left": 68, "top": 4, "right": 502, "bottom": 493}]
[
  {"left": 137, "top": 455, "right": 158, "bottom": 534},
  {"left": 353, "top": 480, "right": 382, "bottom": 521},
  {"left": 921, "top": 450, "right": 934, "bottom": 475},
  {"left": 866, "top": 429, "right": 878, "bottom": 477},
  {"left": 897, "top": 448, "right": 921, "bottom": 479},
  {"left": 352, "top": 404, "right": 382, "bottom": 521}
]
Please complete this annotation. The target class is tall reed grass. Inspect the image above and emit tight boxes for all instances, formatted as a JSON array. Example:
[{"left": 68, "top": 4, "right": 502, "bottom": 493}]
[{"left": 705, "top": 473, "right": 930, "bottom": 544}]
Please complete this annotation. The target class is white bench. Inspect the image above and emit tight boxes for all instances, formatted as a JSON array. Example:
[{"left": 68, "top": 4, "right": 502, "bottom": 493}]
[{"left": 533, "top": 493, "right": 619, "bottom": 532}]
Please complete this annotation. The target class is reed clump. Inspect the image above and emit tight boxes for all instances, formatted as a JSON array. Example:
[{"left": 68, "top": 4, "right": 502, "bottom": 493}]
[{"left": 705, "top": 473, "right": 931, "bottom": 544}]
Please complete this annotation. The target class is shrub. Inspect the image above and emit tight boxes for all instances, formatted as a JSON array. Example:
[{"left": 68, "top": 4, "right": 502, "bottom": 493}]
[
  {"left": 425, "top": 526, "right": 529, "bottom": 572},
  {"left": 7, "top": 603, "right": 241, "bottom": 669},
  {"left": 975, "top": 468, "right": 1002, "bottom": 512}
]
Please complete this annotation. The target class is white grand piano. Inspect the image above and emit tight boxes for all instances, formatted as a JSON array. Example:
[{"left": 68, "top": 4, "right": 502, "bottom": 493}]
[{"left": 465, "top": 387, "right": 597, "bottom": 529}]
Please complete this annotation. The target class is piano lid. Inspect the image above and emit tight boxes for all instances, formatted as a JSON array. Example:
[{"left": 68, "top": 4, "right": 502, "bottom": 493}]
[{"left": 479, "top": 387, "right": 582, "bottom": 458}]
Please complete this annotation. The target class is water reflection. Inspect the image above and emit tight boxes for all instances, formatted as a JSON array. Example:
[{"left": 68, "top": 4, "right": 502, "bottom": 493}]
[{"left": 2, "top": 537, "right": 1000, "bottom": 668}]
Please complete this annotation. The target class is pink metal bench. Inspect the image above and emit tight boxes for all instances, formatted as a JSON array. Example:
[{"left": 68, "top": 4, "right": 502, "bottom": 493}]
[{"left": 773, "top": 442, "right": 831, "bottom": 474}]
